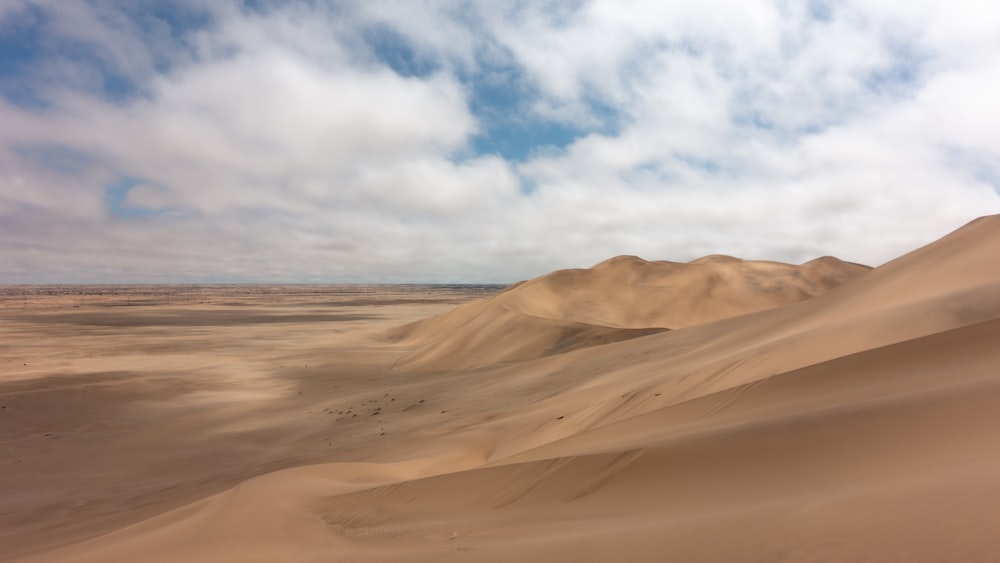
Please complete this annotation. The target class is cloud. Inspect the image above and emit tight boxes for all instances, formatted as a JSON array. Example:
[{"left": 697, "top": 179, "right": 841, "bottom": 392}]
[
  {"left": 504, "top": 0, "right": 1000, "bottom": 266},
  {"left": 0, "top": 0, "right": 998, "bottom": 283}
]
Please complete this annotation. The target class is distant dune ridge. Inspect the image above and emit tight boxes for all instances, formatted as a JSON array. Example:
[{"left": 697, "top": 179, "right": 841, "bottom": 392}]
[
  {"left": 389, "top": 253, "right": 870, "bottom": 370},
  {"left": 13, "top": 215, "right": 1000, "bottom": 563}
]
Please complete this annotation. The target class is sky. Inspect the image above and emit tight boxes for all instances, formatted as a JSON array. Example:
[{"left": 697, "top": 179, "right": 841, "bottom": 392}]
[{"left": 1, "top": 0, "right": 999, "bottom": 283}]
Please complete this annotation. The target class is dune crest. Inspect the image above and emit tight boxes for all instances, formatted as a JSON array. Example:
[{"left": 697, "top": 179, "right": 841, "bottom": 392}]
[{"left": 389, "top": 253, "right": 870, "bottom": 371}]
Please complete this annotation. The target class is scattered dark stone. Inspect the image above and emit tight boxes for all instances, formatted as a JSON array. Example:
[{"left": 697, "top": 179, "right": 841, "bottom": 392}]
[{"left": 557, "top": 416, "right": 565, "bottom": 420}]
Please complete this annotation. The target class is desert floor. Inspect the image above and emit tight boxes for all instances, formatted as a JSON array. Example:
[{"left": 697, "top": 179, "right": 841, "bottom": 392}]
[
  {"left": 0, "top": 285, "right": 500, "bottom": 560},
  {"left": 3, "top": 216, "right": 1000, "bottom": 562}
]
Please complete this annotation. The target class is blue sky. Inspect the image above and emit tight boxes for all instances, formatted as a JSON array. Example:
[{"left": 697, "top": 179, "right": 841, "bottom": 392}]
[{"left": 1, "top": 0, "right": 999, "bottom": 283}]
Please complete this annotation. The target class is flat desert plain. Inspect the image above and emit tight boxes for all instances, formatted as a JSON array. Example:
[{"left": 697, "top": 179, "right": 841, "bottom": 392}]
[{"left": 4, "top": 215, "right": 1000, "bottom": 562}]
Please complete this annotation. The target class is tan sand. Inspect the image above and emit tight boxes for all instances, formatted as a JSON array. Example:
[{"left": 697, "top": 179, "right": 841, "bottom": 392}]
[
  {"left": 389, "top": 254, "right": 869, "bottom": 370},
  {"left": 4, "top": 216, "right": 1000, "bottom": 562}
]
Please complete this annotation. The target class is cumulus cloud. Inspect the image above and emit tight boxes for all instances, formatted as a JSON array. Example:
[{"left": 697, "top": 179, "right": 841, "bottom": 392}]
[{"left": 0, "top": 0, "right": 998, "bottom": 283}]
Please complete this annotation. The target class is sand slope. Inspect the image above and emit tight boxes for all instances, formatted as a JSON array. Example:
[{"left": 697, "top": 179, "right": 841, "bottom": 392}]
[
  {"left": 390, "top": 254, "right": 869, "bottom": 370},
  {"left": 13, "top": 215, "right": 1000, "bottom": 563},
  {"left": 501, "top": 253, "right": 869, "bottom": 328}
]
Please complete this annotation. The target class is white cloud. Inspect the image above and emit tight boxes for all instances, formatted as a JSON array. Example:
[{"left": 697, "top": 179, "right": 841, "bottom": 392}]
[{"left": 0, "top": 0, "right": 999, "bottom": 282}]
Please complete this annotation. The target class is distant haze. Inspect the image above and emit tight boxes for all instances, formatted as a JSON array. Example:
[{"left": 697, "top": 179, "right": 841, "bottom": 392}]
[{"left": 1, "top": 1, "right": 999, "bottom": 283}]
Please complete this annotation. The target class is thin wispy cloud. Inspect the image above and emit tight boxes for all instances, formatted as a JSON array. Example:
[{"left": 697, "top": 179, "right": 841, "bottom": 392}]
[{"left": 1, "top": 0, "right": 998, "bottom": 283}]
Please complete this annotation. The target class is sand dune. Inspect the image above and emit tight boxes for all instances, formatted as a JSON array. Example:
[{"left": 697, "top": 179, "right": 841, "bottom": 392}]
[
  {"left": 389, "top": 301, "right": 668, "bottom": 371},
  {"left": 390, "top": 253, "right": 869, "bottom": 370},
  {"left": 8, "top": 216, "right": 1000, "bottom": 562},
  {"left": 503, "top": 253, "right": 870, "bottom": 329}
]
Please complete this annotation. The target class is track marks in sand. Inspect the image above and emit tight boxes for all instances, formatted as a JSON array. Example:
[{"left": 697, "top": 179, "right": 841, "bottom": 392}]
[
  {"left": 319, "top": 449, "right": 647, "bottom": 545},
  {"left": 487, "top": 457, "right": 574, "bottom": 508},
  {"left": 487, "top": 355, "right": 771, "bottom": 463},
  {"left": 562, "top": 449, "right": 645, "bottom": 502}
]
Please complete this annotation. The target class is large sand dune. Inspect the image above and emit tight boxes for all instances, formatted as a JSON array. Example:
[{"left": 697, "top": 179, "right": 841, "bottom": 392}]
[
  {"left": 7, "top": 216, "right": 1000, "bottom": 562},
  {"left": 389, "top": 254, "right": 869, "bottom": 370}
]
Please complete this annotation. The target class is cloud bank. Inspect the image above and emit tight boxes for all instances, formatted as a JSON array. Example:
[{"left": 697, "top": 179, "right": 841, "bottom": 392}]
[{"left": 1, "top": 0, "right": 998, "bottom": 283}]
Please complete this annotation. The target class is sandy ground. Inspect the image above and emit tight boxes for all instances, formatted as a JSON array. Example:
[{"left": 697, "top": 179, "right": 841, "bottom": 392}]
[
  {"left": 0, "top": 285, "right": 500, "bottom": 559},
  {"left": 4, "top": 215, "right": 1000, "bottom": 562}
]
